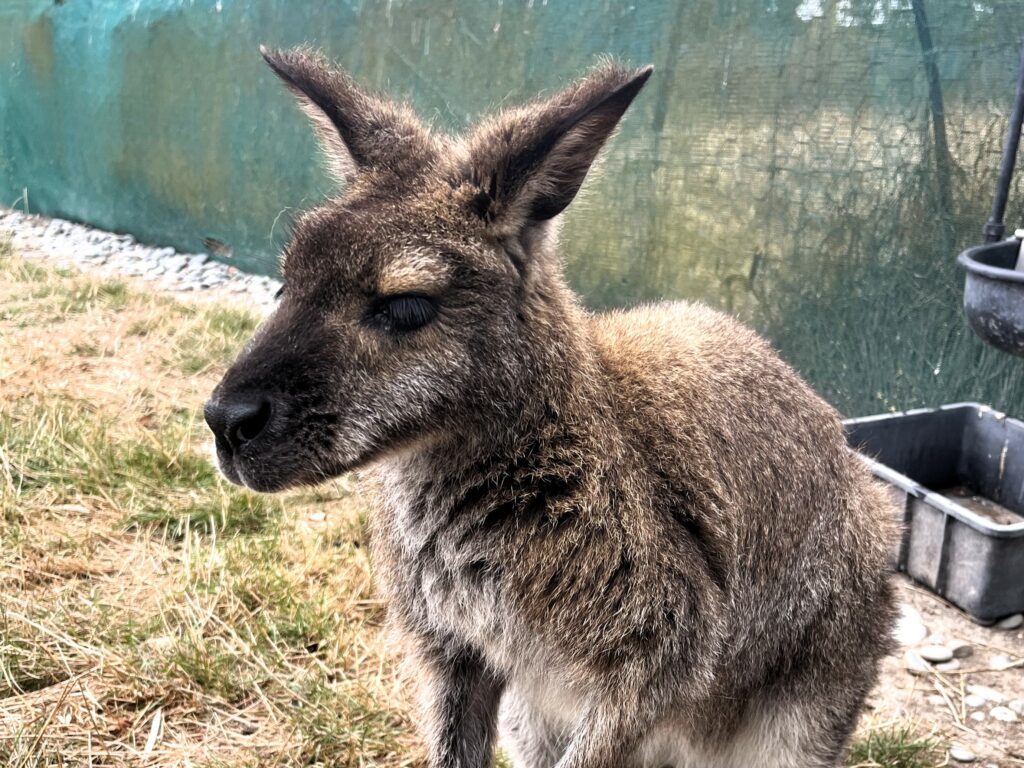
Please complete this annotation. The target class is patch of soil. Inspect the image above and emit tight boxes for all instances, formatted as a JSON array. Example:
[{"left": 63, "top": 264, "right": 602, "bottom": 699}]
[{"left": 867, "top": 578, "right": 1024, "bottom": 766}]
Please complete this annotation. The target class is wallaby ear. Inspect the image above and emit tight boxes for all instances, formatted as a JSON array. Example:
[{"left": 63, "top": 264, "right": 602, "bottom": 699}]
[
  {"left": 463, "top": 62, "right": 653, "bottom": 235},
  {"left": 260, "top": 46, "right": 433, "bottom": 183}
]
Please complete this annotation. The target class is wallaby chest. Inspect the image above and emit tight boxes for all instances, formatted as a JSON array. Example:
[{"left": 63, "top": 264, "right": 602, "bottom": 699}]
[{"left": 370, "top": 463, "right": 523, "bottom": 664}]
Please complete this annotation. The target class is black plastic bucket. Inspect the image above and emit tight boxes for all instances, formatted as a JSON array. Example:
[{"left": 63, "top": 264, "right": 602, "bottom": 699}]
[{"left": 958, "top": 237, "right": 1024, "bottom": 357}]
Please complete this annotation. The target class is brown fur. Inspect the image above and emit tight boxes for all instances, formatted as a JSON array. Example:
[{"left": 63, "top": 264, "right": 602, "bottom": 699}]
[{"left": 206, "top": 48, "right": 897, "bottom": 768}]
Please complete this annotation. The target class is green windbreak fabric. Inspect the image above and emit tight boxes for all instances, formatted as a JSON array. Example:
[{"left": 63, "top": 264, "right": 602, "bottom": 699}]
[{"left": 2, "top": 0, "right": 1023, "bottom": 415}]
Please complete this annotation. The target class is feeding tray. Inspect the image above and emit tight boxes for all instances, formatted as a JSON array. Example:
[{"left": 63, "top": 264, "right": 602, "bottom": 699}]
[
  {"left": 845, "top": 403, "right": 1024, "bottom": 624},
  {"left": 958, "top": 238, "right": 1024, "bottom": 357}
]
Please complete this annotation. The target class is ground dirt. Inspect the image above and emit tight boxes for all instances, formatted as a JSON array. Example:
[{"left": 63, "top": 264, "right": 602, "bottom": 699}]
[{"left": 866, "top": 580, "right": 1024, "bottom": 766}]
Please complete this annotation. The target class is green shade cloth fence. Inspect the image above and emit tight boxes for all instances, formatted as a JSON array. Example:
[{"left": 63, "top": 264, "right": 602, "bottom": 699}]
[{"left": 2, "top": 0, "right": 1024, "bottom": 416}]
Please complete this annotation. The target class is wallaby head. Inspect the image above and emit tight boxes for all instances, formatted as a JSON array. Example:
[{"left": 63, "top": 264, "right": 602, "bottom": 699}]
[{"left": 205, "top": 48, "right": 653, "bottom": 491}]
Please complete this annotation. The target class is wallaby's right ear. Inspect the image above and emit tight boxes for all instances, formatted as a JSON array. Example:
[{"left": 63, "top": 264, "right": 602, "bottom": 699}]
[
  {"left": 462, "top": 62, "right": 653, "bottom": 238},
  {"left": 261, "top": 46, "right": 433, "bottom": 183}
]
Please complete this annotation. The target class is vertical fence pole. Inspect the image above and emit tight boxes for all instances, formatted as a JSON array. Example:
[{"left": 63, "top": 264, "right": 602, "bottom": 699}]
[
  {"left": 984, "top": 42, "right": 1024, "bottom": 243},
  {"left": 911, "top": 0, "right": 954, "bottom": 224}
]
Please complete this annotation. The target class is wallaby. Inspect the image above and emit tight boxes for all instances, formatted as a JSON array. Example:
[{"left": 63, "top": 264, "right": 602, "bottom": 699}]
[{"left": 205, "top": 47, "right": 897, "bottom": 768}]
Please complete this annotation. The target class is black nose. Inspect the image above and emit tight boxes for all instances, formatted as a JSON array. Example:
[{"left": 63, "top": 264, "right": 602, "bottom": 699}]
[{"left": 204, "top": 396, "right": 273, "bottom": 452}]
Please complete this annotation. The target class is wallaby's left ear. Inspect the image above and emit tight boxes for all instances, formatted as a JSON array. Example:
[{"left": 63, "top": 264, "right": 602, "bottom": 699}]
[
  {"left": 261, "top": 45, "right": 434, "bottom": 183},
  {"left": 463, "top": 62, "right": 653, "bottom": 235}
]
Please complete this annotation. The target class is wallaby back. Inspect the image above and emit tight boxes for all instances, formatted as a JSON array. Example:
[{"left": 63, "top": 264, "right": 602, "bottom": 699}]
[{"left": 207, "top": 50, "right": 897, "bottom": 768}]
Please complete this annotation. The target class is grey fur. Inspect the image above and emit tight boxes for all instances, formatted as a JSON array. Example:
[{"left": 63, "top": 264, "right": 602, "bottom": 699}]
[{"left": 206, "top": 49, "right": 897, "bottom": 768}]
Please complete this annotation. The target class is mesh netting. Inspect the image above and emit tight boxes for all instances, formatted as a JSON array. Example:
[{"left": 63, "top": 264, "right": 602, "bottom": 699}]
[
  {"left": 551, "top": 0, "right": 1024, "bottom": 415},
  {"left": 2, "top": 0, "right": 1023, "bottom": 415}
]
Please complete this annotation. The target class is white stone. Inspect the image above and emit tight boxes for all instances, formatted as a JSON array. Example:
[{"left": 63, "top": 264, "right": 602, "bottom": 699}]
[
  {"left": 918, "top": 645, "right": 953, "bottom": 663},
  {"left": 964, "top": 694, "right": 986, "bottom": 708},
  {"left": 949, "top": 747, "right": 977, "bottom": 763},
  {"left": 1009, "top": 698, "right": 1024, "bottom": 715},
  {"left": 893, "top": 603, "right": 928, "bottom": 646},
  {"left": 969, "top": 710, "right": 986, "bottom": 722},
  {"left": 989, "top": 654, "right": 1014, "bottom": 671},
  {"left": 990, "top": 705, "right": 1018, "bottom": 722},
  {"left": 904, "top": 651, "right": 930, "bottom": 676},
  {"left": 967, "top": 684, "right": 1006, "bottom": 703},
  {"left": 936, "top": 659, "right": 961, "bottom": 672},
  {"left": 162, "top": 255, "right": 187, "bottom": 272}
]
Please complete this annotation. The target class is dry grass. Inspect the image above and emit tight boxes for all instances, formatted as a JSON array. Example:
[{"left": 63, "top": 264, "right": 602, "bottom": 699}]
[
  {"left": 0, "top": 239, "right": 420, "bottom": 767},
  {"left": 0, "top": 236, "right": 942, "bottom": 767}
]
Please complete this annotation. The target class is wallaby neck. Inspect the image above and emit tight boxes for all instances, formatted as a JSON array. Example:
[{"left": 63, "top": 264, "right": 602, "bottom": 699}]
[{"left": 468, "top": 293, "right": 607, "bottom": 462}]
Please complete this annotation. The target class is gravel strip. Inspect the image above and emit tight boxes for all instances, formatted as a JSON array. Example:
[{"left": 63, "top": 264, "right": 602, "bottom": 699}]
[{"left": 1, "top": 208, "right": 281, "bottom": 315}]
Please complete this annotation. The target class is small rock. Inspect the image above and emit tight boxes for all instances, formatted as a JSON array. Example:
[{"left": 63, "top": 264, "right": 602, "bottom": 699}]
[
  {"left": 918, "top": 645, "right": 953, "bottom": 663},
  {"left": 926, "top": 694, "right": 946, "bottom": 706},
  {"left": 1009, "top": 698, "right": 1024, "bottom": 715},
  {"left": 936, "top": 659, "right": 962, "bottom": 672},
  {"left": 989, "top": 654, "right": 1014, "bottom": 671},
  {"left": 969, "top": 710, "right": 986, "bottom": 722},
  {"left": 967, "top": 684, "right": 1005, "bottom": 703},
  {"left": 950, "top": 746, "right": 977, "bottom": 763},
  {"left": 996, "top": 613, "right": 1024, "bottom": 630},
  {"left": 904, "top": 650, "right": 930, "bottom": 676},
  {"left": 163, "top": 255, "right": 187, "bottom": 272},
  {"left": 964, "top": 694, "right": 987, "bottom": 708},
  {"left": 990, "top": 705, "right": 1018, "bottom": 722},
  {"left": 950, "top": 639, "right": 974, "bottom": 659}
]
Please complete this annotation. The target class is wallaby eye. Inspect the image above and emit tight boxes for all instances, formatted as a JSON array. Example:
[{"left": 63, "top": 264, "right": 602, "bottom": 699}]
[
  {"left": 274, "top": 282, "right": 287, "bottom": 300},
  {"left": 373, "top": 294, "right": 437, "bottom": 333}
]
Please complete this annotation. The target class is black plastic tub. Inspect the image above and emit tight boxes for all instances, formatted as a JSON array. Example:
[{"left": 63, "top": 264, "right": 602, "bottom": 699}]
[
  {"left": 845, "top": 403, "right": 1024, "bottom": 623},
  {"left": 959, "top": 237, "right": 1024, "bottom": 358}
]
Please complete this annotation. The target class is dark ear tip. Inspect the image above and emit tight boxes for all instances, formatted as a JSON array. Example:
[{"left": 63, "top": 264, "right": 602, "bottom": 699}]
[
  {"left": 260, "top": 45, "right": 285, "bottom": 70},
  {"left": 260, "top": 46, "right": 304, "bottom": 88},
  {"left": 606, "top": 63, "right": 653, "bottom": 103}
]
